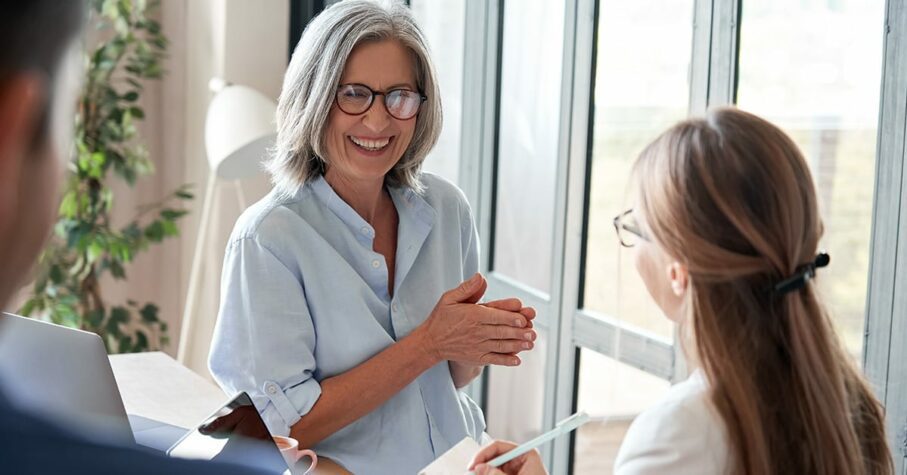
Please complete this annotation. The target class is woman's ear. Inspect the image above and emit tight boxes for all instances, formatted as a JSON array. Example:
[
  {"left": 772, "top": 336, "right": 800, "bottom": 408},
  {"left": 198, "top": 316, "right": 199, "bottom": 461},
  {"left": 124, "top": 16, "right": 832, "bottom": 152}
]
[{"left": 666, "top": 261, "right": 689, "bottom": 297}]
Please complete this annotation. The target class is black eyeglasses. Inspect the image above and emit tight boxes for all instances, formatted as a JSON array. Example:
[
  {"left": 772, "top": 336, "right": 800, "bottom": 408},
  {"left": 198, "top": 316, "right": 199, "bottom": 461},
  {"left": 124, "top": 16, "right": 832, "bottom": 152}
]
[
  {"left": 335, "top": 83, "right": 427, "bottom": 121},
  {"left": 613, "top": 209, "right": 648, "bottom": 248}
]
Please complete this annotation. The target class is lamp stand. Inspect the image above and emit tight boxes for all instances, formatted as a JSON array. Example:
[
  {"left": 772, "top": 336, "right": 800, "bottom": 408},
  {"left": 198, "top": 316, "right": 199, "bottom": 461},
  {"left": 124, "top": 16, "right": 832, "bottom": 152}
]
[{"left": 177, "top": 170, "right": 218, "bottom": 364}]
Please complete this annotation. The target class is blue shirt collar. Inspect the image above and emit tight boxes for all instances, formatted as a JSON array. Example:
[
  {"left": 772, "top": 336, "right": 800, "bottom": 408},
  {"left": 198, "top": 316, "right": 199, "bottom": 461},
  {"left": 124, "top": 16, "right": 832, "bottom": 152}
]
[{"left": 309, "top": 175, "right": 435, "bottom": 242}]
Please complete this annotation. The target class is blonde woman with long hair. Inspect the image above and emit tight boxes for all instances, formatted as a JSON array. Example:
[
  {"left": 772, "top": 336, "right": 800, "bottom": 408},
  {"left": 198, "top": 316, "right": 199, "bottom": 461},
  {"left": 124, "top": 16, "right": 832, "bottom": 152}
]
[{"left": 471, "top": 108, "right": 893, "bottom": 474}]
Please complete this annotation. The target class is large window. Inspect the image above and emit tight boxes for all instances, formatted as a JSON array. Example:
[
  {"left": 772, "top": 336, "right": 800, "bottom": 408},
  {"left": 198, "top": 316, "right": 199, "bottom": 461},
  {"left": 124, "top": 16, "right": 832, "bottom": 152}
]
[
  {"left": 736, "top": 0, "right": 885, "bottom": 357},
  {"left": 581, "top": 0, "right": 694, "bottom": 340},
  {"left": 572, "top": 0, "right": 694, "bottom": 471},
  {"left": 491, "top": 0, "right": 565, "bottom": 294},
  {"left": 410, "top": 0, "right": 467, "bottom": 184},
  {"left": 484, "top": 0, "right": 566, "bottom": 448}
]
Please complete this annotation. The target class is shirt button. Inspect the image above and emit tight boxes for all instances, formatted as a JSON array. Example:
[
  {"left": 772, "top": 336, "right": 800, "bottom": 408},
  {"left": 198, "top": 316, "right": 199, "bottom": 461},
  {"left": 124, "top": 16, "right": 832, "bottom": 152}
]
[
  {"left": 392, "top": 303, "right": 399, "bottom": 312},
  {"left": 371, "top": 259, "right": 381, "bottom": 268},
  {"left": 267, "top": 384, "right": 278, "bottom": 395},
  {"left": 360, "top": 226, "right": 370, "bottom": 236}
]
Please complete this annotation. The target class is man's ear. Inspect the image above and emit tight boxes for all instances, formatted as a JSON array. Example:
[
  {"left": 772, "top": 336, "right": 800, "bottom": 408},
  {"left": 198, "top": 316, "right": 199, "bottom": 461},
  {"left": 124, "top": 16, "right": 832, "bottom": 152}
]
[
  {"left": 666, "top": 261, "right": 689, "bottom": 297},
  {"left": 0, "top": 74, "right": 46, "bottom": 225}
]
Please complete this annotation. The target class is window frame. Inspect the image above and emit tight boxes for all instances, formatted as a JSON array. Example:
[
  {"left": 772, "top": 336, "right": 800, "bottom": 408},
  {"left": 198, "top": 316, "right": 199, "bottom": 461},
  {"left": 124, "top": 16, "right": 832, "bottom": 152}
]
[{"left": 864, "top": 0, "right": 907, "bottom": 469}]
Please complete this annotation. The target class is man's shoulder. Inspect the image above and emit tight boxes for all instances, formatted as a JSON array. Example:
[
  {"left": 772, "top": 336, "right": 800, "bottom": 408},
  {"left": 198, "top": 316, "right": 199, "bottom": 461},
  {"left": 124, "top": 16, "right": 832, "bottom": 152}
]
[{"left": 0, "top": 402, "right": 268, "bottom": 475}]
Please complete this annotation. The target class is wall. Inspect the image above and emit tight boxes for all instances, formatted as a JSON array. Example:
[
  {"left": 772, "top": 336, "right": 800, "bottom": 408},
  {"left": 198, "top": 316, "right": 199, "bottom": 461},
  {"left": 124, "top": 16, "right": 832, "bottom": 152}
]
[
  {"left": 176, "top": 0, "right": 289, "bottom": 376},
  {"left": 94, "top": 0, "right": 288, "bottom": 377}
]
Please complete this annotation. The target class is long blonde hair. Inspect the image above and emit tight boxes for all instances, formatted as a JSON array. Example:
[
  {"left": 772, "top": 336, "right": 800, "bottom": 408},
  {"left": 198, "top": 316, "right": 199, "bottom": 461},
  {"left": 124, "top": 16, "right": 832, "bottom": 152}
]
[{"left": 633, "top": 107, "right": 892, "bottom": 474}]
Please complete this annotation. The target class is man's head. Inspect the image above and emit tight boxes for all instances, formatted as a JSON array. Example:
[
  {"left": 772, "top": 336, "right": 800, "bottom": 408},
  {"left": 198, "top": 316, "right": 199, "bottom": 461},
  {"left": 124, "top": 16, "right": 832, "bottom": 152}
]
[{"left": 0, "top": 1, "right": 85, "bottom": 309}]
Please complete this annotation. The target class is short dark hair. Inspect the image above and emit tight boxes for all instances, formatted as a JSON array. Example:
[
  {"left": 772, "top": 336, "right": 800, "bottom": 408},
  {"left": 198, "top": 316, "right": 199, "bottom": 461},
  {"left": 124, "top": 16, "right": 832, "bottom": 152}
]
[{"left": 0, "top": 1, "right": 85, "bottom": 142}]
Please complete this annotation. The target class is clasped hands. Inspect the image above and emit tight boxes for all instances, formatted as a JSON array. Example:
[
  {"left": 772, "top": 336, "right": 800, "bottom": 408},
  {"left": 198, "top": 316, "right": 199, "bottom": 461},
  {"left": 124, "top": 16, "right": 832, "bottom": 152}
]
[{"left": 414, "top": 273, "right": 537, "bottom": 367}]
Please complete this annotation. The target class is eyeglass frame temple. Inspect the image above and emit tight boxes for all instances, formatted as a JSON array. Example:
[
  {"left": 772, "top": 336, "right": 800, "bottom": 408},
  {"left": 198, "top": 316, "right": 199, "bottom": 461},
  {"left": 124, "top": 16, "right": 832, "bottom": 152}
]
[{"left": 613, "top": 209, "right": 647, "bottom": 247}]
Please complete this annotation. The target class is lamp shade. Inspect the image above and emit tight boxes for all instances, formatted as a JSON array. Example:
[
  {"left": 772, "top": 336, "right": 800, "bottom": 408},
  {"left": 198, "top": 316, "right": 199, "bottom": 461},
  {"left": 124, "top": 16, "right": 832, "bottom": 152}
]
[{"left": 204, "top": 84, "right": 278, "bottom": 180}]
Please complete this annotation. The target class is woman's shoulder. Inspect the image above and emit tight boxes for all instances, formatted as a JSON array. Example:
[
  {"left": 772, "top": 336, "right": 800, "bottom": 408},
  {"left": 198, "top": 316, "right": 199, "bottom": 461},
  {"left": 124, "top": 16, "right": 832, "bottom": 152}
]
[
  {"left": 414, "top": 172, "right": 474, "bottom": 224},
  {"left": 614, "top": 372, "right": 729, "bottom": 474},
  {"left": 229, "top": 186, "right": 315, "bottom": 247},
  {"left": 417, "top": 172, "right": 469, "bottom": 207}
]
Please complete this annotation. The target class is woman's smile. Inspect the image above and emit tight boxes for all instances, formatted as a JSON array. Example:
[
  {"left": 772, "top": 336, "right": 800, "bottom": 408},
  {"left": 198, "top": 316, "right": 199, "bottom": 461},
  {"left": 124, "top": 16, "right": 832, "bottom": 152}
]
[{"left": 348, "top": 135, "right": 395, "bottom": 156}]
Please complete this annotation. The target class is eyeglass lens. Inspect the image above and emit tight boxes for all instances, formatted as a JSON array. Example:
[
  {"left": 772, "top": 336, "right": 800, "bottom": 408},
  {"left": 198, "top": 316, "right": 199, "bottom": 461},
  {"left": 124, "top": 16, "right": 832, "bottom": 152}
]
[{"left": 336, "top": 84, "right": 422, "bottom": 120}]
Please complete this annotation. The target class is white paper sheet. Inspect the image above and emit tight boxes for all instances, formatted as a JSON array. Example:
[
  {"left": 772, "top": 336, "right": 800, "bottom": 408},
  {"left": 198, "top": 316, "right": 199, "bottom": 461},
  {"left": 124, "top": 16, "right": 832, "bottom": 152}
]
[{"left": 418, "top": 437, "right": 482, "bottom": 475}]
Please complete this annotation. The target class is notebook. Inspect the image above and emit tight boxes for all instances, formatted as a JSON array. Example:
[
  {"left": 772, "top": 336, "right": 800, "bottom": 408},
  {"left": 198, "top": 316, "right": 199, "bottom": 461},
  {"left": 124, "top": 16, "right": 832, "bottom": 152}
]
[{"left": 419, "top": 437, "right": 482, "bottom": 475}]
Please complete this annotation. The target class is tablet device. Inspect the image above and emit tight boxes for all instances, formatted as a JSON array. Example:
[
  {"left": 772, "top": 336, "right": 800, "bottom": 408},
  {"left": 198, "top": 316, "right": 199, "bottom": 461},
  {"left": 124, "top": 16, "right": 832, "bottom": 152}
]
[{"left": 168, "top": 391, "right": 290, "bottom": 474}]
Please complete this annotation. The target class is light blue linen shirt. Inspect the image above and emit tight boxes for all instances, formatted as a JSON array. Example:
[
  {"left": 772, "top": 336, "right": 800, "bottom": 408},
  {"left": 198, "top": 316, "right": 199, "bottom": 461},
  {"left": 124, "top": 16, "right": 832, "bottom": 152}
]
[{"left": 208, "top": 173, "right": 486, "bottom": 474}]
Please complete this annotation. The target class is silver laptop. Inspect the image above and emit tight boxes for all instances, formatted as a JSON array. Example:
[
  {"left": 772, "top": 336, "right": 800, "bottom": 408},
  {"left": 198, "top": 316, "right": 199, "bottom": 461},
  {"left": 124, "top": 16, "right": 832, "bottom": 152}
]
[{"left": 0, "top": 312, "right": 135, "bottom": 444}]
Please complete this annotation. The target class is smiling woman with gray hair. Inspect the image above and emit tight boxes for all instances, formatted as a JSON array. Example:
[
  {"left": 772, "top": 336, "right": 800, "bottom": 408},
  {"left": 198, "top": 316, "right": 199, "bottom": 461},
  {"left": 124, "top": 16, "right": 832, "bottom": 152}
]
[{"left": 207, "top": 1, "right": 537, "bottom": 473}]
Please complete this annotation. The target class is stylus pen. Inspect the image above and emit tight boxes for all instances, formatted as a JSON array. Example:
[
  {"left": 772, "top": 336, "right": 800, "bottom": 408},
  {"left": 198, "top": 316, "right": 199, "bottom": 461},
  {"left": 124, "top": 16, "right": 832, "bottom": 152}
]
[{"left": 467, "top": 412, "right": 592, "bottom": 475}]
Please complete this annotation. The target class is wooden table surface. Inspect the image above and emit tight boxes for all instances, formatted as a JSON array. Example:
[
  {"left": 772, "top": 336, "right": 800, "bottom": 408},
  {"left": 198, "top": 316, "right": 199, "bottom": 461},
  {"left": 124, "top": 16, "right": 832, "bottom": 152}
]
[{"left": 109, "top": 352, "right": 349, "bottom": 474}]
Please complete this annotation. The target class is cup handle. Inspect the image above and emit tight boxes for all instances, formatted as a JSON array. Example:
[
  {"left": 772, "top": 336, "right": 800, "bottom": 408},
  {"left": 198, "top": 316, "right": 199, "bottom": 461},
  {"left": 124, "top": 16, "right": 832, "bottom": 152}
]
[{"left": 295, "top": 448, "right": 318, "bottom": 474}]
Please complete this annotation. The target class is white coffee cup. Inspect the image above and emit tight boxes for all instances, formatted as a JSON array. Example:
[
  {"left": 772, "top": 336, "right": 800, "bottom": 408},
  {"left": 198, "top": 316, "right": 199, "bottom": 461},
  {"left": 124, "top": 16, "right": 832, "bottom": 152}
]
[{"left": 272, "top": 435, "right": 318, "bottom": 474}]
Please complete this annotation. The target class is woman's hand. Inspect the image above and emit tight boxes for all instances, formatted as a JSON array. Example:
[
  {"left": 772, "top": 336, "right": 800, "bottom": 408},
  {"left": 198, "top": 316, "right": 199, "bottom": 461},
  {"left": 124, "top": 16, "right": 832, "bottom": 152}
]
[
  {"left": 414, "top": 273, "right": 537, "bottom": 367},
  {"left": 483, "top": 298, "right": 536, "bottom": 328},
  {"left": 468, "top": 441, "right": 547, "bottom": 475},
  {"left": 447, "top": 296, "right": 538, "bottom": 387}
]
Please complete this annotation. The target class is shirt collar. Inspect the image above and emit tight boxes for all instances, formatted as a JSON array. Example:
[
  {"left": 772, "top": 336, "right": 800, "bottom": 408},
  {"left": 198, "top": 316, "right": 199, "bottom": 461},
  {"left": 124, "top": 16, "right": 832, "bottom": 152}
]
[
  {"left": 309, "top": 175, "right": 436, "bottom": 242},
  {"left": 310, "top": 175, "right": 373, "bottom": 240}
]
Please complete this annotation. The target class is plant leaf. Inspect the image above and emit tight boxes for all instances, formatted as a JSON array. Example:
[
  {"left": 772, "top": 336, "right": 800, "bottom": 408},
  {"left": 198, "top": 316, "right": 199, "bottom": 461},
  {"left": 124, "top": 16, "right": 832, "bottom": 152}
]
[
  {"left": 109, "top": 259, "right": 126, "bottom": 279},
  {"left": 135, "top": 331, "right": 148, "bottom": 351},
  {"left": 144, "top": 220, "right": 165, "bottom": 242},
  {"left": 19, "top": 298, "right": 39, "bottom": 317},
  {"left": 108, "top": 306, "right": 130, "bottom": 334},
  {"left": 160, "top": 209, "right": 188, "bottom": 220},
  {"left": 86, "top": 308, "right": 105, "bottom": 328},
  {"left": 117, "top": 335, "right": 133, "bottom": 354},
  {"left": 161, "top": 220, "right": 179, "bottom": 237},
  {"left": 139, "top": 303, "right": 159, "bottom": 323}
]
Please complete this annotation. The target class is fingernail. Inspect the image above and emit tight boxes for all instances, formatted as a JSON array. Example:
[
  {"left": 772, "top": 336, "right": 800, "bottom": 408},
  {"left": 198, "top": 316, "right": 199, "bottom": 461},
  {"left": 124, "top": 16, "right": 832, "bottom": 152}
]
[
  {"left": 514, "top": 318, "right": 524, "bottom": 327},
  {"left": 522, "top": 341, "right": 531, "bottom": 349},
  {"left": 524, "top": 332, "right": 533, "bottom": 340},
  {"left": 470, "top": 273, "right": 481, "bottom": 284}
]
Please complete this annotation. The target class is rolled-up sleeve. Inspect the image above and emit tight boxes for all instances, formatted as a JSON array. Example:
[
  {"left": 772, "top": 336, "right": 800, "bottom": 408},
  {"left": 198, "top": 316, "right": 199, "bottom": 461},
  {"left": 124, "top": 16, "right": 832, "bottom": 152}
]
[{"left": 209, "top": 237, "right": 321, "bottom": 436}]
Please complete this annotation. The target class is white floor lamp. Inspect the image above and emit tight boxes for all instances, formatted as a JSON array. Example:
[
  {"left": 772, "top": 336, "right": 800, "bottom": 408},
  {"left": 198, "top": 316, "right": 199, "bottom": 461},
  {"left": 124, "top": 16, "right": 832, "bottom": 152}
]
[{"left": 177, "top": 79, "right": 277, "bottom": 365}]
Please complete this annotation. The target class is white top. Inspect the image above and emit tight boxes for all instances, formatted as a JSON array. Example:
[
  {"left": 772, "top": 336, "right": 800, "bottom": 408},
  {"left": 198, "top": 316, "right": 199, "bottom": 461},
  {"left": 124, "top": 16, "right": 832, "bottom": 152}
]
[{"left": 615, "top": 370, "right": 730, "bottom": 474}]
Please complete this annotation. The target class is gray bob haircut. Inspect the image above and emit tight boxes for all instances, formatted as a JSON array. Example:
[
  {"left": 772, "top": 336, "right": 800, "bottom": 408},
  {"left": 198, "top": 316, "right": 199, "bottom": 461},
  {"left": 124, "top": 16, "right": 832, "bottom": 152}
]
[{"left": 267, "top": 0, "right": 442, "bottom": 196}]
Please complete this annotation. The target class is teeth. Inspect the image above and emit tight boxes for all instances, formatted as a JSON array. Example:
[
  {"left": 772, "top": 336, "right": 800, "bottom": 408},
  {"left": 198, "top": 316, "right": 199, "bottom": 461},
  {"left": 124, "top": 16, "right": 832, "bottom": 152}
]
[{"left": 350, "top": 136, "right": 390, "bottom": 151}]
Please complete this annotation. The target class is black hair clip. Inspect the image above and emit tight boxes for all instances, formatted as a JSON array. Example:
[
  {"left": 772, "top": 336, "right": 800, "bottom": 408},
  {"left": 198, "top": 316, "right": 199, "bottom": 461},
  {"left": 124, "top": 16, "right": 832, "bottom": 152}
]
[{"left": 772, "top": 252, "right": 831, "bottom": 295}]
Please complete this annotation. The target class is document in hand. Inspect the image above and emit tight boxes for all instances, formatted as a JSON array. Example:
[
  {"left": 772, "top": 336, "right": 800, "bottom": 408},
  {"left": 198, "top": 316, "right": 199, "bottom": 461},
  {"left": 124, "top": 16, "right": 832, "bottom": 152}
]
[{"left": 418, "top": 437, "right": 482, "bottom": 475}]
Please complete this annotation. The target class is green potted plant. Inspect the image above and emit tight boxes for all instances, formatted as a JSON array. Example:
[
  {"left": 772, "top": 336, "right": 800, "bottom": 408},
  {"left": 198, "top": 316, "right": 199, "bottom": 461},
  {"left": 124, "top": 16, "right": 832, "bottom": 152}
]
[{"left": 19, "top": 0, "right": 192, "bottom": 354}]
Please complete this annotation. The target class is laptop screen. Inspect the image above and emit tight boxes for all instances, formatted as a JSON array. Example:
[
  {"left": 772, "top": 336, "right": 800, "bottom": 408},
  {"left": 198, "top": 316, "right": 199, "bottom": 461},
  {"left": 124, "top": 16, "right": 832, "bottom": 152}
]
[
  {"left": 168, "top": 391, "right": 289, "bottom": 474},
  {"left": 0, "top": 313, "right": 134, "bottom": 444}
]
